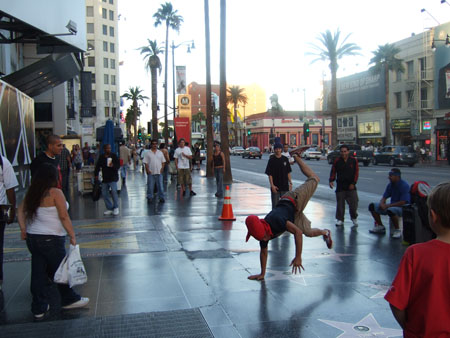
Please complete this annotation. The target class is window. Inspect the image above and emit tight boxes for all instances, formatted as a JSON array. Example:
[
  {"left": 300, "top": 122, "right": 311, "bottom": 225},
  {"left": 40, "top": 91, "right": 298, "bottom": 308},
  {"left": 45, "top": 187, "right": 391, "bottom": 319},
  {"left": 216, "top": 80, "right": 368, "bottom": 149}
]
[
  {"left": 109, "top": 42, "right": 115, "bottom": 53},
  {"left": 86, "top": 6, "right": 94, "bottom": 17},
  {"left": 35, "top": 103, "right": 53, "bottom": 122},
  {"left": 109, "top": 10, "right": 114, "bottom": 20},
  {"left": 111, "top": 91, "right": 116, "bottom": 102},
  {"left": 407, "top": 61, "right": 414, "bottom": 79},
  {"left": 102, "top": 8, "right": 107, "bottom": 19},
  {"left": 348, "top": 117, "right": 354, "bottom": 127},
  {"left": 421, "top": 88, "right": 428, "bottom": 108},
  {"left": 419, "top": 57, "right": 427, "bottom": 79},
  {"left": 109, "top": 26, "right": 114, "bottom": 37},
  {"left": 91, "top": 73, "right": 96, "bottom": 84},
  {"left": 338, "top": 118, "right": 342, "bottom": 127},
  {"left": 111, "top": 75, "right": 116, "bottom": 85},
  {"left": 395, "top": 92, "right": 401, "bottom": 108},
  {"left": 110, "top": 59, "right": 115, "bottom": 69},
  {"left": 104, "top": 90, "right": 110, "bottom": 101},
  {"left": 407, "top": 90, "right": 414, "bottom": 107},
  {"left": 104, "top": 107, "right": 110, "bottom": 117},
  {"left": 395, "top": 69, "right": 402, "bottom": 82},
  {"left": 103, "top": 57, "right": 109, "bottom": 68},
  {"left": 104, "top": 74, "right": 109, "bottom": 84},
  {"left": 112, "top": 107, "right": 117, "bottom": 117},
  {"left": 343, "top": 117, "right": 348, "bottom": 127},
  {"left": 109, "top": 0, "right": 113, "bottom": 4},
  {"left": 102, "top": 25, "right": 107, "bottom": 35},
  {"left": 87, "top": 57, "right": 95, "bottom": 67},
  {"left": 103, "top": 41, "right": 108, "bottom": 52},
  {"left": 102, "top": 0, "right": 106, "bottom": 2},
  {"left": 87, "top": 23, "right": 94, "bottom": 34},
  {"left": 87, "top": 40, "right": 95, "bottom": 51},
  {"left": 92, "top": 90, "right": 96, "bottom": 101}
]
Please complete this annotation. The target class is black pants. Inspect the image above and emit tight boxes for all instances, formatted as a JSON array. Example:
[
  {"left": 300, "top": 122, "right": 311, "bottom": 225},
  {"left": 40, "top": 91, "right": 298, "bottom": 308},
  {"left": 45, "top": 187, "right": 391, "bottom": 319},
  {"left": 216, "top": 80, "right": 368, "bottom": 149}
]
[
  {"left": 0, "top": 220, "right": 5, "bottom": 281},
  {"left": 335, "top": 189, "right": 358, "bottom": 221}
]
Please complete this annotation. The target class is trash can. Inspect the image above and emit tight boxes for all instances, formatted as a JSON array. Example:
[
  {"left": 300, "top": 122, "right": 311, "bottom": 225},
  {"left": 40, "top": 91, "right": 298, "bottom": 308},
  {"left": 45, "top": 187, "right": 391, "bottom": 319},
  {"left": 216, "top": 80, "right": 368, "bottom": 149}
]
[{"left": 402, "top": 204, "right": 435, "bottom": 245}]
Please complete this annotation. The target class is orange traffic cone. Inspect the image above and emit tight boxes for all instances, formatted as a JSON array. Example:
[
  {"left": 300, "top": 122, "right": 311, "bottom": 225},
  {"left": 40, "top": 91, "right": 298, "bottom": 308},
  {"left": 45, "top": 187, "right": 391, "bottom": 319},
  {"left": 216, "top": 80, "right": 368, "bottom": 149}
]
[{"left": 218, "top": 185, "right": 236, "bottom": 221}]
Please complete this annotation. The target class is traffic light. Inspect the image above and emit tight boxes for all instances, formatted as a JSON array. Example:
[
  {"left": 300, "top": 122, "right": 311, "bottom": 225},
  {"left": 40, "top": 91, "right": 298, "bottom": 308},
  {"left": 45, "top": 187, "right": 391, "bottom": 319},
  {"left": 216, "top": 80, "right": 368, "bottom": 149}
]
[
  {"left": 247, "top": 130, "right": 251, "bottom": 136},
  {"left": 303, "top": 122, "right": 310, "bottom": 137},
  {"left": 138, "top": 129, "right": 142, "bottom": 140}
]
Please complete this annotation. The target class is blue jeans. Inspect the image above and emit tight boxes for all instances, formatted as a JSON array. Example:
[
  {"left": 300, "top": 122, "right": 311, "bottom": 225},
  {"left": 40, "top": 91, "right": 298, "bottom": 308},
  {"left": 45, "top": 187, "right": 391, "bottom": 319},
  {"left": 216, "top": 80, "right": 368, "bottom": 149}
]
[
  {"left": 26, "top": 234, "right": 80, "bottom": 314},
  {"left": 371, "top": 202, "right": 403, "bottom": 217},
  {"left": 147, "top": 174, "right": 164, "bottom": 200},
  {"left": 214, "top": 168, "right": 224, "bottom": 197},
  {"left": 102, "top": 181, "right": 119, "bottom": 210},
  {"left": 120, "top": 164, "right": 128, "bottom": 179}
]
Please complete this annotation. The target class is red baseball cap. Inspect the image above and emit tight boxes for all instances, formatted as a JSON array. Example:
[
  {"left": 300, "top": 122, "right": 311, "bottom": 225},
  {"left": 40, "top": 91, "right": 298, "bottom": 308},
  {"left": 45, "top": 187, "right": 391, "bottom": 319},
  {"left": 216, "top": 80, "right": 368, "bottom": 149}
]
[{"left": 245, "top": 215, "right": 273, "bottom": 242}]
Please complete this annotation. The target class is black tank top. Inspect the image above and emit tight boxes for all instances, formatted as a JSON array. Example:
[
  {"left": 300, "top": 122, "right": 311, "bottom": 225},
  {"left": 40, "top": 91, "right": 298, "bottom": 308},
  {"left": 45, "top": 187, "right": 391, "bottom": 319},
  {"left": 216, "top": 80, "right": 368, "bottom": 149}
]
[{"left": 213, "top": 152, "right": 223, "bottom": 167}]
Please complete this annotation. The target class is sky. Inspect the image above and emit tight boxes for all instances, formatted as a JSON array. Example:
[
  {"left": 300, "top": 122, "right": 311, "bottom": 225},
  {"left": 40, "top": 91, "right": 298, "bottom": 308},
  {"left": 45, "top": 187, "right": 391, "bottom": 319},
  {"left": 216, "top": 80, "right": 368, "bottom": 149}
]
[{"left": 118, "top": 0, "right": 450, "bottom": 125}]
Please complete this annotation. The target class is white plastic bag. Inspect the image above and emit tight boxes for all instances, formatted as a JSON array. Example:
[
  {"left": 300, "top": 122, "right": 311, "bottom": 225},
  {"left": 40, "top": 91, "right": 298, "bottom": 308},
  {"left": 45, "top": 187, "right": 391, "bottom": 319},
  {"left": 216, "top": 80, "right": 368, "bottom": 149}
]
[
  {"left": 54, "top": 254, "right": 69, "bottom": 284},
  {"left": 67, "top": 244, "right": 88, "bottom": 287}
]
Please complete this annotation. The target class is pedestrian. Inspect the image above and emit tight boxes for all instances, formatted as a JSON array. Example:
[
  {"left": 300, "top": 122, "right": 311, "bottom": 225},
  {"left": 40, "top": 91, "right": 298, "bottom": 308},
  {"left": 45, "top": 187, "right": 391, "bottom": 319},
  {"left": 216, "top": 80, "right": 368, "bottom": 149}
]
[
  {"left": 30, "top": 134, "right": 63, "bottom": 189},
  {"left": 420, "top": 147, "right": 426, "bottom": 163},
  {"left": 17, "top": 163, "right": 89, "bottom": 321},
  {"left": 159, "top": 143, "right": 170, "bottom": 183},
  {"left": 281, "top": 143, "right": 295, "bottom": 164},
  {"left": 265, "top": 143, "right": 292, "bottom": 209},
  {"left": 193, "top": 143, "right": 201, "bottom": 170},
  {"left": 59, "top": 143, "right": 72, "bottom": 199},
  {"left": 368, "top": 168, "right": 410, "bottom": 238},
  {"left": 0, "top": 154, "right": 18, "bottom": 291},
  {"left": 174, "top": 138, "right": 196, "bottom": 196},
  {"left": 385, "top": 181, "right": 450, "bottom": 337},
  {"left": 119, "top": 141, "right": 131, "bottom": 186},
  {"left": 88, "top": 147, "right": 95, "bottom": 165},
  {"left": 143, "top": 139, "right": 166, "bottom": 203},
  {"left": 329, "top": 144, "right": 359, "bottom": 230},
  {"left": 245, "top": 151, "right": 332, "bottom": 280},
  {"left": 94, "top": 143, "right": 101, "bottom": 164},
  {"left": 82, "top": 142, "right": 90, "bottom": 165},
  {"left": 212, "top": 142, "right": 225, "bottom": 198},
  {"left": 72, "top": 144, "right": 83, "bottom": 172},
  {"left": 95, "top": 144, "right": 120, "bottom": 216}
]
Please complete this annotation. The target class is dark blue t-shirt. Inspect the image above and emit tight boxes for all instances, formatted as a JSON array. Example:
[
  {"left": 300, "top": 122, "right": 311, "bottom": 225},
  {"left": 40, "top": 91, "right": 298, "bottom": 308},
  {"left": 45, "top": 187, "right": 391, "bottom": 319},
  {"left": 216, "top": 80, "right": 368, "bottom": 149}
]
[
  {"left": 260, "top": 199, "right": 295, "bottom": 248},
  {"left": 383, "top": 179, "right": 410, "bottom": 203}
]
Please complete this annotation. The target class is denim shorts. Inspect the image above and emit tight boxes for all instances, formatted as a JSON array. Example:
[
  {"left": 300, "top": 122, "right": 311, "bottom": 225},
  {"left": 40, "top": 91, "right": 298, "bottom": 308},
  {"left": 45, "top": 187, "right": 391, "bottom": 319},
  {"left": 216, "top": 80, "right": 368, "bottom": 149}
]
[{"left": 373, "top": 202, "right": 403, "bottom": 217}]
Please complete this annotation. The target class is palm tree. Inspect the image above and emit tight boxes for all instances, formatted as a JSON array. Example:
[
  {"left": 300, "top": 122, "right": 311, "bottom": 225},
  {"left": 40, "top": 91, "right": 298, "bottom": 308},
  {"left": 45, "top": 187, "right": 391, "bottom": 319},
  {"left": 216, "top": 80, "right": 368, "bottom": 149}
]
[
  {"left": 121, "top": 87, "right": 148, "bottom": 144},
  {"left": 308, "top": 29, "right": 361, "bottom": 147},
  {"left": 204, "top": 0, "right": 214, "bottom": 178},
  {"left": 153, "top": 2, "right": 183, "bottom": 145},
  {"left": 219, "top": 0, "right": 232, "bottom": 184},
  {"left": 227, "top": 85, "right": 248, "bottom": 146},
  {"left": 125, "top": 107, "right": 135, "bottom": 139},
  {"left": 191, "top": 111, "right": 206, "bottom": 132},
  {"left": 139, "top": 39, "right": 163, "bottom": 139},
  {"left": 369, "top": 43, "right": 404, "bottom": 145}
]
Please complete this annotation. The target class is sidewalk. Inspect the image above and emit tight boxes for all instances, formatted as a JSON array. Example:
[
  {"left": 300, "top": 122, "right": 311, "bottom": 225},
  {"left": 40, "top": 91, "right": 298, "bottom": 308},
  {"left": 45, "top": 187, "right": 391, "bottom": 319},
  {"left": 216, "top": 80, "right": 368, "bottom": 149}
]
[{"left": 0, "top": 166, "right": 406, "bottom": 337}]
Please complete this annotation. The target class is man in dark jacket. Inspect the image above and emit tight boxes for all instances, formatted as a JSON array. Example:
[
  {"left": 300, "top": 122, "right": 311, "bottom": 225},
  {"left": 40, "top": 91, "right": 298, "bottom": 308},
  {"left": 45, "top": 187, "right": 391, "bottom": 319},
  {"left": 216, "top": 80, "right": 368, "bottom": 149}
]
[
  {"left": 265, "top": 143, "right": 292, "bottom": 209},
  {"left": 329, "top": 144, "right": 359, "bottom": 230},
  {"left": 30, "top": 134, "right": 63, "bottom": 188},
  {"left": 95, "top": 144, "right": 120, "bottom": 216}
]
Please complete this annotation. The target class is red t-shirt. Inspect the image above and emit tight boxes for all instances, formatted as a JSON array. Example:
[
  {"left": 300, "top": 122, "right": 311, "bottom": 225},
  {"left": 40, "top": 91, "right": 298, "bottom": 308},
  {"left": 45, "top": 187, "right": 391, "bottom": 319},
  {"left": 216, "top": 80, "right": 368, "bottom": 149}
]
[{"left": 385, "top": 239, "right": 450, "bottom": 337}]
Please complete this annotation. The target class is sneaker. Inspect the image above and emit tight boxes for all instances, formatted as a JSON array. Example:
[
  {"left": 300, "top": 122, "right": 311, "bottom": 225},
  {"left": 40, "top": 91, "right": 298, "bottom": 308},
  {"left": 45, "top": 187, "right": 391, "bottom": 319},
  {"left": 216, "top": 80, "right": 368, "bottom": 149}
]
[
  {"left": 62, "top": 297, "right": 90, "bottom": 310},
  {"left": 392, "top": 229, "right": 402, "bottom": 239},
  {"left": 159, "top": 198, "right": 165, "bottom": 203},
  {"left": 335, "top": 220, "right": 344, "bottom": 227},
  {"left": 351, "top": 219, "right": 358, "bottom": 231},
  {"left": 369, "top": 224, "right": 386, "bottom": 234},
  {"left": 323, "top": 229, "right": 333, "bottom": 249},
  {"left": 190, "top": 191, "right": 196, "bottom": 196},
  {"left": 104, "top": 210, "right": 113, "bottom": 215},
  {"left": 113, "top": 208, "right": 119, "bottom": 216},
  {"left": 34, "top": 304, "right": 50, "bottom": 321}
]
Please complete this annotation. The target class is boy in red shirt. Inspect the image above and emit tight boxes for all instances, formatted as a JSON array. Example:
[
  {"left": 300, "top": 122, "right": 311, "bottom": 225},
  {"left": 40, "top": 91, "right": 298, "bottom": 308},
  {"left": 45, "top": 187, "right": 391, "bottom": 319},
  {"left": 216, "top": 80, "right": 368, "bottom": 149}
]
[{"left": 385, "top": 181, "right": 450, "bottom": 337}]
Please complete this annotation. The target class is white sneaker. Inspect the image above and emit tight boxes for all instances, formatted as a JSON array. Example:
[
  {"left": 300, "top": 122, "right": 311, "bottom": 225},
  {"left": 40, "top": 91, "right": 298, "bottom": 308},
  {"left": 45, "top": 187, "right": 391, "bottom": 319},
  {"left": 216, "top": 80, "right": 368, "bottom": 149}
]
[
  {"left": 104, "top": 210, "right": 113, "bottom": 215},
  {"left": 335, "top": 220, "right": 344, "bottom": 227},
  {"left": 351, "top": 219, "right": 358, "bottom": 231},
  {"left": 62, "top": 297, "right": 90, "bottom": 310},
  {"left": 369, "top": 224, "right": 386, "bottom": 234},
  {"left": 113, "top": 208, "right": 119, "bottom": 216},
  {"left": 392, "top": 229, "right": 402, "bottom": 239}
]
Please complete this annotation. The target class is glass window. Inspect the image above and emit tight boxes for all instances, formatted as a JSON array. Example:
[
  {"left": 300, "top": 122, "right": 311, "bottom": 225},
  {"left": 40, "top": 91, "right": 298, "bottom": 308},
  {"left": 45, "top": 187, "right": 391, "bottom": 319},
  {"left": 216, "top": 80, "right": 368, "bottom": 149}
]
[
  {"left": 87, "top": 57, "right": 95, "bottom": 67},
  {"left": 86, "top": 6, "right": 94, "bottom": 17},
  {"left": 102, "top": 0, "right": 106, "bottom": 2},
  {"left": 102, "top": 8, "right": 107, "bottom": 19},
  {"left": 109, "top": 42, "right": 115, "bottom": 53},
  {"left": 396, "top": 69, "right": 402, "bottom": 82},
  {"left": 395, "top": 92, "right": 401, "bottom": 108},
  {"left": 348, "top": 117, "right": 354, "bottom": 127},
  {"left": 338, "top": 118, "right": 342, "bottom": 127},
  {"left": 92, "top": 90, "right": 96, "bottom": 100},
  {"left": 87, "top": 23, "right": 94, "bottom": 34},
  {"left": 104, "top": 74, "right": 109, "bottom": 84},
  {"left": 110, "top": 59, "right": 115, "bottom": 69},
  {"left": 102, "top": 25, "right": 107, "bottom": 35},
  {"left": 103, "top": 41, "right": 108, "bottom": 52},
  {"left": 109, "top": 26, "right": 114, "bottom": 37},
  {"left": 103, "top": 57, "right": 108, "bottom": 68},
  {"left": 111, "top": 91, "right": 116, "bottom": 102},
  {"left": 109, "top": 0, "right": 113, "bottom": 4},
  {"left": 35, "top": 103, "right": 53, "bottom": 122},
  {"left": 407, "top": 90, "right": 414, "bottom": 107},
  {"left": 407, "top": 61, "right": 414, "bottom": 79},
  {"left": 112, "top": 107, "right": 117, "bottom": 117},
  {"left": 111, "top": 75, "right": 116, "bottom": 85},
  {"left": 104, "top": 107, "right": 110, "bottom": 117},
  {"left": 109, "top": 10, "right": 114, "bottom": 20},
  {"left": 91, "top": 73, "right": 96, "bottom": 84},
  {"left": 87, "top": 40, "right": 95, "bottom": 50},
  {"left": 104, "top": 91, "right": 109, "bottom": 101},
  {"left": 343, "top": 117, "right": 348, "bottom": 127}
]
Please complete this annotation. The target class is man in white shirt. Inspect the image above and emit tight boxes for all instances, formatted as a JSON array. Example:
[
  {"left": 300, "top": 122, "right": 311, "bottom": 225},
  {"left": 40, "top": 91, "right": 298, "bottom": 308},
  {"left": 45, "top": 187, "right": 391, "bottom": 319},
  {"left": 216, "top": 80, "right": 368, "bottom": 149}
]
[
  {"left": 281, "top": 143, "right": 295, "bottom": 165},
  {"left": 119, "top": 141, "right": 131, "bottom": 186},
  {"left": 174, "top": 138, "right": 196, "bottom": 197},
  {"left": 0, "top": 155, "right": 18, "bottom": 291},
  {"left": 143, "top": 139, "right": 166, "bottom": 203}
]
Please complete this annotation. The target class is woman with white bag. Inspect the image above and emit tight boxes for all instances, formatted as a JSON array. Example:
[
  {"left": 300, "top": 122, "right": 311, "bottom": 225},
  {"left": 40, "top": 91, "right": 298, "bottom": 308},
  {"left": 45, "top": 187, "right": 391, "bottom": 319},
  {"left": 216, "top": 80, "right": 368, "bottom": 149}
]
[{"left": 18, "top": 163, "right": 89, "bottom": 321}]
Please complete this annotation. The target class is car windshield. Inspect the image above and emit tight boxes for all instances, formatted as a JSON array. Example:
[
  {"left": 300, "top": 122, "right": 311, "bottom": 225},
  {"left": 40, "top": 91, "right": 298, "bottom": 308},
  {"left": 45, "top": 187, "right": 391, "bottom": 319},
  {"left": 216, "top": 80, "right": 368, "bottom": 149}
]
[{"left": 249, "top": 147, "right": 260, "bottom": 151}]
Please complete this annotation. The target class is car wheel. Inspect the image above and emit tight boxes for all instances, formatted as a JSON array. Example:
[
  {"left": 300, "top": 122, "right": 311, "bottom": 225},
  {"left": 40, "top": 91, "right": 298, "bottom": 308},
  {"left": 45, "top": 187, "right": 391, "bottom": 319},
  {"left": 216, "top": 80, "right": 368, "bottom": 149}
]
[
  {"left": 316, "top": 158, "right": 320, "bottom": 161},
  {"left": 373, "top": 158, "right": 378, "bottom": 165},
  {"left": 259, "top": 156, "right": 262, "bottom": 159},
  {"left": 389, "top": 158, "right": 395, "bottom": 166}
]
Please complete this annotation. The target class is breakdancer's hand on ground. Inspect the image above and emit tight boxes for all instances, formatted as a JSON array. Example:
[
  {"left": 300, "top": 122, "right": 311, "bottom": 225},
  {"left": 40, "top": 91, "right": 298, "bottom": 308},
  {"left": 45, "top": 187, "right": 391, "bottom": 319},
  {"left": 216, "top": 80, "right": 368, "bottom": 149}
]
[{"left": 290, "top": 256, "right": 304, "bottom": 274}]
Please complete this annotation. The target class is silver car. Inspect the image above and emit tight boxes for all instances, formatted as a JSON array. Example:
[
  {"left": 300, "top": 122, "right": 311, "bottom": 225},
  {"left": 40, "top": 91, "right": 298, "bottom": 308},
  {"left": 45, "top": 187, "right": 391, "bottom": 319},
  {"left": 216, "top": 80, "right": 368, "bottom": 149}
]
[{"left": 302, "top": 147, "right": 322, "bottom": 160}]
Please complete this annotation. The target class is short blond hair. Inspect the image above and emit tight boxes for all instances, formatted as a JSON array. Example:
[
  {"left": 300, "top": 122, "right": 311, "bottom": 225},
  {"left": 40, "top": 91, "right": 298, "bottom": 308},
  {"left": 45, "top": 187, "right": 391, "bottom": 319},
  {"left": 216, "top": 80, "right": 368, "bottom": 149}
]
[{"left": 427, "top": 182, "right": 450, "bottom": 228}]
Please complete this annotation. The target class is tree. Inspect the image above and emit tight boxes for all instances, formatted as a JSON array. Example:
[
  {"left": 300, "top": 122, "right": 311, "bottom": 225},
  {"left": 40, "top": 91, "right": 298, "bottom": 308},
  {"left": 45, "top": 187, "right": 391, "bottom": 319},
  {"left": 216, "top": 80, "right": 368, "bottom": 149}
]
[
  {"left": 121, "top": 87, "right": 148, "bottom": 144},
  {"left": 139, "top": 39, "right": 163, "bottom": 139},
  {"left": 308, "top": 29, "right": 361, "bottom": 147},
  {"left": 220, "top": 0, "right": 232, "bottom": 184},
  {"left": 153, "top": 2, "right": 183, "bottom": 145},
  {"left": 226, "top": 85, "right": 248, "bottom": 146},
  {"left": 191, "top": 111, "right": 206, "bottom": 132},
  {"left": 369, "top": 43, "right": 404, "bottom": 145},
  {"left": 125, "top": 107, "right": 135, "bottom": 139},
  {"left": 204, "top": 0, "right": 214, "bottom": 178}
]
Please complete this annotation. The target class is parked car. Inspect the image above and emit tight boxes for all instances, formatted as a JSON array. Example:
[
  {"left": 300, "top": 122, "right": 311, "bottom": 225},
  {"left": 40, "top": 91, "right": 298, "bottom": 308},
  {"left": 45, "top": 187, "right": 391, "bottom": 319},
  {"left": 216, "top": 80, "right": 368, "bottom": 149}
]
[
  {"left": 242, "top": 147, "right": 262, "bottom": 159},
  {"left": 231, "top": 146, "right": 245, "bottom": 156},
  {"left": 302, "top": 147, "right": 322, "bottom": 160},
  {"left": 373, "top": 146, "right": 418, "bottom": 167},
  {"left": 327, "top": 144, "right": 374, "bottom": 166}
]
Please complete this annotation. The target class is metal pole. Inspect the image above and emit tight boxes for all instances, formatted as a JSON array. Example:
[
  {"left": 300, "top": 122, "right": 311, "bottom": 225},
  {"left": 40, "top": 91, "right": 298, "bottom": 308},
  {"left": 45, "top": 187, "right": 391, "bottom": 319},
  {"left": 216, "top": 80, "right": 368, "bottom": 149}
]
[{"left": 172, "top": 41, "right": 176, "bottom": 120}]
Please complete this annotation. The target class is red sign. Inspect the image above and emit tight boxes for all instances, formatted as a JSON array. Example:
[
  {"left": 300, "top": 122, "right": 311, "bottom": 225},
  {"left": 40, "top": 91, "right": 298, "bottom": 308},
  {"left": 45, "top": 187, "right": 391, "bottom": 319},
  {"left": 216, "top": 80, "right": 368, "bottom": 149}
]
[{"left": 174, "top": 117, "right": 191, "bottom": 145}]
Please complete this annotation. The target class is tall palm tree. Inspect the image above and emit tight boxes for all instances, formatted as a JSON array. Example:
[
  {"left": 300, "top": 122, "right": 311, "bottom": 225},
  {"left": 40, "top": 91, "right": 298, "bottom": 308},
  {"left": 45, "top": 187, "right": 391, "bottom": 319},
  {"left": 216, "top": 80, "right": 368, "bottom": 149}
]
[
  {"left": 125, "top": 107, "right": 135, "bottom": 139},
  {"left": 204, "top": 0, "right": 214, "bottom": 178},
  {"left": 226, "top": 85, "right": 248, "bottom": 146},
  {"left": 121, "top": 87, "right": 148, "bottom": 144},
  {"left": 153, "top": 2, "right": 183, "bottom": 145},
  {"left": 139, "top": 39, "right": 163, "bottom": 139},
  {"left": 369, "top": 43, "right": 404, "bottom": 145},
  {"left": 219, "top": 0, "right": 232, "bottom": 184},
  {"left": 308, "top": 29, "right": 361, "bottom": 147},
  {"left": 191, "top": 111, "right": 205, "bottom": 132}
]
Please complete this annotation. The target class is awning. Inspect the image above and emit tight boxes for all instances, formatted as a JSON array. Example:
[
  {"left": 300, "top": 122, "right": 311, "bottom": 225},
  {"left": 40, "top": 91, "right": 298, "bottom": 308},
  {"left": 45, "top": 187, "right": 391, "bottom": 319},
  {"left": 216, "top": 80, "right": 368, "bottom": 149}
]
[{"left": 2, "top": 53, "right": 81, "bottom": 97}]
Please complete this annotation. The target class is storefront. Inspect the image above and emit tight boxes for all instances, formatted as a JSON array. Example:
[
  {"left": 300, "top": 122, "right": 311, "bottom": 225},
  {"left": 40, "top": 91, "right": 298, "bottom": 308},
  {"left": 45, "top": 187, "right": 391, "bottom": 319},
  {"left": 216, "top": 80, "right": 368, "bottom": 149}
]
[
  {"left": 391, "top": 119, "right": 412, "bottom": 145},
  {"left": 435, "top": 114, "right": 450, "bottom": 161}
]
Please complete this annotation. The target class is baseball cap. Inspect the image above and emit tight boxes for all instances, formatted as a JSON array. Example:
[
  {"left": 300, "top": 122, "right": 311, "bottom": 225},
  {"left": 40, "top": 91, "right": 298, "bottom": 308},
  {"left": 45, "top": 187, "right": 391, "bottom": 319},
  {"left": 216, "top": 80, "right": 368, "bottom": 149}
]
[{"left": 245, "top": 215, "right": 273, "bottom": 242}]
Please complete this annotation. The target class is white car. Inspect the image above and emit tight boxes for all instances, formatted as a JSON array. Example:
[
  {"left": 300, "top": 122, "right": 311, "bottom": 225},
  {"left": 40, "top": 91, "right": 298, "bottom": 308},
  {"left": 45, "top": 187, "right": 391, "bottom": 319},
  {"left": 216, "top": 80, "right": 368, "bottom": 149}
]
[
  {"left": 231, "top": 146, "right": 245, "bottom": 156},
  {"left": 302, "top": 147, "right": 322, "bottom": 160}
]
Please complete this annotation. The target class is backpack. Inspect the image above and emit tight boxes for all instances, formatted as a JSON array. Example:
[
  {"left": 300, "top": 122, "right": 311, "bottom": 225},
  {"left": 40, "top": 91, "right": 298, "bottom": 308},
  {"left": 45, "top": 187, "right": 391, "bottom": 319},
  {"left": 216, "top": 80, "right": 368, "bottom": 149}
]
[{"left": 410, "top": 181, "right": 432, "bottom": 229}]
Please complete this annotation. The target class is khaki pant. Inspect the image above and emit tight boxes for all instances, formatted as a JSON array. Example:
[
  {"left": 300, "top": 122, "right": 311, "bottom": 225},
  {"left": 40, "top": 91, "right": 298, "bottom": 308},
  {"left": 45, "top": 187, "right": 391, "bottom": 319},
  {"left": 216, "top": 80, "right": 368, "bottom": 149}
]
[
  {"left": 177, "top": 168, "right": 192, "bottom": 186},
  {"left": 281, "top": 177, "right": 318, "bottom": 235}
]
